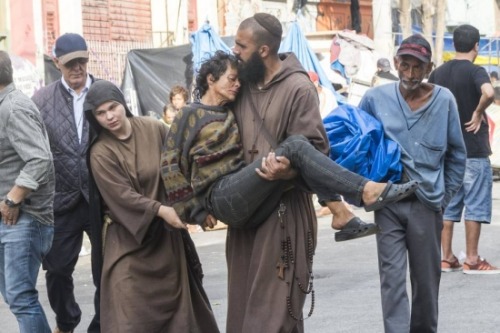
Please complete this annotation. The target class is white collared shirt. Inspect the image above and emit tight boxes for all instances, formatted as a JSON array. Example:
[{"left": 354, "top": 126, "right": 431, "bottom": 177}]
[{"left": 61, "top": 75, "right": 91, "bottom": 143}]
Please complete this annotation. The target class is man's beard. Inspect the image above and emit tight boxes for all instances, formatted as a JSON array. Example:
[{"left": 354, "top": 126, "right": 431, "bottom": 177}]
[
  {"left": 238, "top": 51, "right": 266, "bottom": 85},
  {"left": 400, "top": 79, "right": 422, "bottom": 91}
]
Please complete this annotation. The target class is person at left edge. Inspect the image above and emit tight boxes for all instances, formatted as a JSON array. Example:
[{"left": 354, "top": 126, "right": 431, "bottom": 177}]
[
  {"left": 32, "top": 33, "right": 100, "bottom": 333},
  {"left": 0, "top": 50, "right": 55, "bottom": 333}
]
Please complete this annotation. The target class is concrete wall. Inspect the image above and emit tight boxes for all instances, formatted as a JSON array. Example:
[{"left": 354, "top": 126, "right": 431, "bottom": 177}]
[
  {"left": 82, "top": 0, "right": 151, "bottom": 42},
  {"left": 151, "top": 0, "right": 167, "bottom": 46},
  {"left": 196, "top": 0, "right": 219, "bottom": 33},
  {"left": 32, "top": 0, "right": 44, "bottom": 79},
  {"left": 0, "top": 0, "right": 8, "bottom": 50},
  {"left": 446, "top": 0, "right": 496, "bottom": 36},
  {"left": 9, "top": 0, "right": 36, "bottom": 63},
  {"left": 164, "top": 0, "right": 189, "bottom": 45},
  {"left": 59, "top": 0, "right": 83, "bottom": 35}
]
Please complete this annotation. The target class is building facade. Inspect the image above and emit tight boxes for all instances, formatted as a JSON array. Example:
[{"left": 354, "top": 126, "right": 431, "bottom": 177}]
[{"left": 1, "top": 0, "right": 498, "bottom": 86}]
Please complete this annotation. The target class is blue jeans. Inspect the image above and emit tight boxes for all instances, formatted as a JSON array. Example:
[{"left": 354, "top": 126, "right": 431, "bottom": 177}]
[
  {"left": 443, "top": 158, "right": 492, "bottom": 223},
  {"left": 208, "top": 135, "right": 368, "bottom": 228},
  {"left": 0, "top": 212, "right": 54, "bottom": 333}
]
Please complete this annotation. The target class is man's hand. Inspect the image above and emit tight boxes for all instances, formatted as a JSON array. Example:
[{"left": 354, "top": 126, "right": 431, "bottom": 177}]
[
  {"left": 465, "top": 110, "right": 485, "bottom": 134},
  {"left": 202, "top": 214, "right": 218, "bottom": 229},
  {"left": 157, "top": 205, "right": 187, "bottom": 230},
  {"left": 255, "top": 152, "right": 298, "bottom": 181},
  {"left": 0, "top": 201, "right": 20, "bottom": 225}
]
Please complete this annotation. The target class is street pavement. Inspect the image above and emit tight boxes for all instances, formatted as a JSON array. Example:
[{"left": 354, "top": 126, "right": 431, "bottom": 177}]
[{"left": 1, "top": 182, "right": 500, "bottom": 332}]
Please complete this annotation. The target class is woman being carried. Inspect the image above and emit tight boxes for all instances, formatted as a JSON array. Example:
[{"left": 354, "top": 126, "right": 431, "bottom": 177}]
[{"left": 161, "top": 51, "right": 418, "bottom": 241}]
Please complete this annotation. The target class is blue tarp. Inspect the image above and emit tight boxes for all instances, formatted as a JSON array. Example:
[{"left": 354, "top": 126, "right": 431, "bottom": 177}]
[
  {"left": 190, "top": 23, "right": 232, "bottom": 75},
  {"left": 188, "top": 21, "right": 348, "bottom": 103},
  {"left": 323, "top": 104, "right": 402, "bottom": 183},
  {"left": 279, "top": 22, "right": 346, "bottom": 104}
]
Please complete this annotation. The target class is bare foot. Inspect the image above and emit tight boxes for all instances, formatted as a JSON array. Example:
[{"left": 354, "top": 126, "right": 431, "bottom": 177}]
[
  {"left": 315, "top": 206, "right": 332, "bottom": 217},
  {"left": 326, "top": 201, "right": 355, "bottom": 230},
  {"left": 362, "top": 181, "right": 387, "bottom": 206}
]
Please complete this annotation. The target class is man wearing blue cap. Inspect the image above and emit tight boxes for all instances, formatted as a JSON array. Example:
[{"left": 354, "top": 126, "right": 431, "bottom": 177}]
[
  {"left": 32, "top": 33, "right": 100, "bottom": 333},
  {"left": 359, "top": 34, "right": 467, "bottom": 332}
]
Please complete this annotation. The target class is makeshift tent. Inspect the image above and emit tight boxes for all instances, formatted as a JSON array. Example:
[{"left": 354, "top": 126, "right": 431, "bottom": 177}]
[
  {"left": 121, "top": 36, "right": 234, "bottom": 116},
  {"left": 279, "top": 21, "right": 346, "bottom": 105},
  {"left": 122, "top": 23, "right": 362, "bottom": 116},
  {"left": 190, "top": 22, "right": 232, "bottom": 76}
]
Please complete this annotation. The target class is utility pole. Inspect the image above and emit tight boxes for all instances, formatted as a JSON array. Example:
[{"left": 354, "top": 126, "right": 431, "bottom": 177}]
[
  {"left": 399, "top": 0, "right": 412, "bottom": 38},
  {"left": 421, "top": 0, "right": 434, "bottom": 53},
  {"left": 372, "top": 0, "right": 393, "bottom": 57},
  {"left": 434, "top": 0, "right": 447, "bottom": 66}
]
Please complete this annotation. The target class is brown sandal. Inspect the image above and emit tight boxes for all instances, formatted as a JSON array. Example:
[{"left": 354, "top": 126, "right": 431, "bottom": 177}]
[{"left": 441, "top": 256, "right": 462, "bottom": 272}]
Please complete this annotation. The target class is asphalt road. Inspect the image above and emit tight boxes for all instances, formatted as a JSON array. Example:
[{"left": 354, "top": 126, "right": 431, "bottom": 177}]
[{"left": 1, "top": 182, "right": 500, "bottom": 332}]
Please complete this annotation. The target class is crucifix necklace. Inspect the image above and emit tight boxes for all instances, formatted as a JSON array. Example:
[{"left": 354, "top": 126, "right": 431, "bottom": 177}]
[
  {"left": 248, "top": 145, "right": 260, "bottom": 161},
  {"left": 247, "top": 86, "right": 278, "bottom": 162}
]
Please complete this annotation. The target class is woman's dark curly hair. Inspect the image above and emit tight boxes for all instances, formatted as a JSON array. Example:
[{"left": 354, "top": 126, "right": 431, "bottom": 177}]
[{"left": 193, "top": 50, "right": 239, "bottom": 101}]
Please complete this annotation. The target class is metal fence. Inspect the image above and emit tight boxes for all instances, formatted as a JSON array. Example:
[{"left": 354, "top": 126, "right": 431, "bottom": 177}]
[{"left": 86, "top": 40, "right": 153, "bottom": 85}]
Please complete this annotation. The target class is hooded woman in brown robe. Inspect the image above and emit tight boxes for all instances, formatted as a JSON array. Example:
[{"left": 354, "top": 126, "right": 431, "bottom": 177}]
[{"left": 84, "top": 80, "right": 219, "bottom": 333}]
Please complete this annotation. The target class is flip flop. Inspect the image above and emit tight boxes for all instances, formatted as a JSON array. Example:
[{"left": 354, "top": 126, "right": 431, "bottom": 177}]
[
  {"left": 364, "top": 180, "right": 419, "bottom": 212},
  {"left": 334, "top": 217, "right": 380, "bottom": 242}
]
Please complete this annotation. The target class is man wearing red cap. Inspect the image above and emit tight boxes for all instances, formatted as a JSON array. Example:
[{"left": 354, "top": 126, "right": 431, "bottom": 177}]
[
  {"left": 359, "top": 34, "right": 467, "bottom": 332},
  {"left": 32, "top": 33, "right": 100, "bottom": 333}
]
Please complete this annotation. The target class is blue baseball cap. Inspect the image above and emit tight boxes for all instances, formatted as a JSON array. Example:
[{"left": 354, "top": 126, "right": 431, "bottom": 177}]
[{"left": 54, "top": 33, "right": 89, "bottom": 65}]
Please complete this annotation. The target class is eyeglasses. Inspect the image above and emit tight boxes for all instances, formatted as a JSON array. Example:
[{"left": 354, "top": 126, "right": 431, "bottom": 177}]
[{"left": 63, "top": 58, "right": 89, "bottom": 68}]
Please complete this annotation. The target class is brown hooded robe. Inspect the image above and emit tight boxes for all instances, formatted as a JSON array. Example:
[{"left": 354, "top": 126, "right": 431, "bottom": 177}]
[
  {"left": 90, "top": 116, "right": 219, "bottom": 333},
  {"left": 226, "top": 53, "right": 329, "bottom": 333}
]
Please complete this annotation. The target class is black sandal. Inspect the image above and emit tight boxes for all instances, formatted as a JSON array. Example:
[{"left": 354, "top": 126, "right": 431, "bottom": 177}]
[
  {"left": 334, "top": 217, "right": 379, "bottom": 242},
  {"left": 364, "top": 180, "right": 419, "bottom": 212}
]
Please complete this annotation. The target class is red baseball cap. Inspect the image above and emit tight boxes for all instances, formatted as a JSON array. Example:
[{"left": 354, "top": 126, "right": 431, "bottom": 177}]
[{"left": 396, "top": 34, "right": 432, "bottom": 63}]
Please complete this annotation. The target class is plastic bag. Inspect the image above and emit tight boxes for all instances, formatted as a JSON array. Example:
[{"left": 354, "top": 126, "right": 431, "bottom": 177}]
[{"left": 323, "top": 104, "right": 402, "bottom": 182}]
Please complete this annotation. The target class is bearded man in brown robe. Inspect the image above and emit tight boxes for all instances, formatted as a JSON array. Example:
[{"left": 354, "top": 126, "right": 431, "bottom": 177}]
[{"left": 227, "top": 13, "right": 364, "bottom": 333}]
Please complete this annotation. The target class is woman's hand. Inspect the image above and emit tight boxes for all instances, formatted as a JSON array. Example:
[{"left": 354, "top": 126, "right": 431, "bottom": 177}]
[{"left": 157, "top": 205, "right": 187, "bottom": 230}]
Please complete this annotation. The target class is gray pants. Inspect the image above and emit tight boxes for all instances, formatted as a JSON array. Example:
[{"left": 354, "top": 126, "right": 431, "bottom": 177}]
[
  {"left": 375, "top": 196, "right": 442, "bottom": 333},
  {"left": 207, "top": 135, "right": 368, "bottom": 228}
]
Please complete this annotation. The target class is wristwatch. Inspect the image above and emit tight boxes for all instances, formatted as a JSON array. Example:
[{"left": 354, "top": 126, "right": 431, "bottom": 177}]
[{"left": 3, "top": 197, "right": 21, "bottom": 208}]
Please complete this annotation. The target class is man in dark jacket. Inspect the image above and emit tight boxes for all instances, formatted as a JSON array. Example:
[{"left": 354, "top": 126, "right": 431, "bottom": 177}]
[
  {"left": 32, "top": 33, "right": 100, "bottom": 333},
  {"left": 371, "top": 57, "right": 399, "bottom": 87}
]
